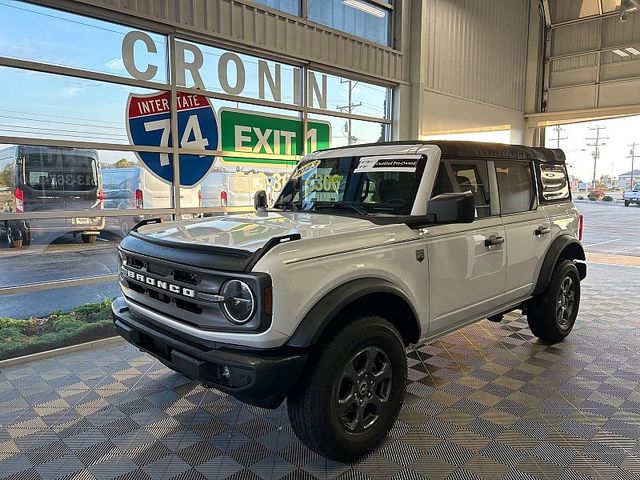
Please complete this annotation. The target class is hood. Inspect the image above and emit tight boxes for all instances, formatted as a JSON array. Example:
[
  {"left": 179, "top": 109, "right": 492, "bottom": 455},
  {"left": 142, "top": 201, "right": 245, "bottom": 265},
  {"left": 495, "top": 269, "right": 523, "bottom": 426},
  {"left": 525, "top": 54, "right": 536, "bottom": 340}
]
[{"left": 135, "top": 212, "right": 380, "bottom": 252}]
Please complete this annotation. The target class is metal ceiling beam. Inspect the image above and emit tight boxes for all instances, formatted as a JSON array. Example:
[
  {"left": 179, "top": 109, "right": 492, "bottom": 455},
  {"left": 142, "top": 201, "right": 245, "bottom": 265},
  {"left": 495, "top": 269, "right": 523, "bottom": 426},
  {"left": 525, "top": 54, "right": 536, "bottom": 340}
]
[
  {"left": 551, "top": 10, "right": 617, "bottom": 28},
  {"left": 542, "top": 0, "right": 552, "bottom": 27}
]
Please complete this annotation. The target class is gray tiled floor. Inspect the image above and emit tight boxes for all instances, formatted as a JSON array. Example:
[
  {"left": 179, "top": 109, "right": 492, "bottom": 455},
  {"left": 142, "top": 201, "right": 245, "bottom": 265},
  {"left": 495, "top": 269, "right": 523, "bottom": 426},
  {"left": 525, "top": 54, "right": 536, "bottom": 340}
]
[{"left": 2, "top": 263, "right": 640, "bottom": 479}]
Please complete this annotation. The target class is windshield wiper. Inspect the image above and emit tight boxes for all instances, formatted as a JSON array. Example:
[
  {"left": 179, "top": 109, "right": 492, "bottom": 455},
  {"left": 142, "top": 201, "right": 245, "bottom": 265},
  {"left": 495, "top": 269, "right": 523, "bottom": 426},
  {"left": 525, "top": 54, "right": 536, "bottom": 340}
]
[{"left": 320, "top": 202, "right": 369, "bottom": 215}]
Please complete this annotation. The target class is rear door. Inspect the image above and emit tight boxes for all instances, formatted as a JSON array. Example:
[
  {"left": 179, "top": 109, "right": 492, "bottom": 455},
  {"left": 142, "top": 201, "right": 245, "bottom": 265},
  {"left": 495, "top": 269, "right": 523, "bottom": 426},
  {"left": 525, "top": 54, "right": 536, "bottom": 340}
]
[
  {"left": 426, "top": 158, "right": 507, "bottom": 336},
  {"left": 21, "top": 147, "right": 103, "bottom": 230},
  {"left": 22, "top": 148, "right": 100, "bottom": 212},
  {"left": 495, "top": 160, "right": 551, "bottom": 303}
]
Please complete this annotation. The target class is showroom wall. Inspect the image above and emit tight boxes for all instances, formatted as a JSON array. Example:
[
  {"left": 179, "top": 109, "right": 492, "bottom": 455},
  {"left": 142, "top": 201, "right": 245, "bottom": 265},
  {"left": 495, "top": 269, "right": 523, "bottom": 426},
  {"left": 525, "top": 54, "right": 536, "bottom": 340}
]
[
  {"left": 0, "top": 0, "right": 393, "bottom": 359},
  {"left": 400, "top": 0, "right": 534, "bottom": 143}
]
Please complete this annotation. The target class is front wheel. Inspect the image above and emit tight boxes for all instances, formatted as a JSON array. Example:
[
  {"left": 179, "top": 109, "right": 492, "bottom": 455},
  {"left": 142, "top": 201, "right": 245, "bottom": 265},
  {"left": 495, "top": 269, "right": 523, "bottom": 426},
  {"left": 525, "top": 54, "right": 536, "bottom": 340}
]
[
  {"left": 625, "top": 200, "right": 630, "bottom": 207},
  {"left": 527, "top": 260, "right": 581, "bottom": 342},
  {"left": 287, "top": 316, "right": 407, "bottom": 461}
]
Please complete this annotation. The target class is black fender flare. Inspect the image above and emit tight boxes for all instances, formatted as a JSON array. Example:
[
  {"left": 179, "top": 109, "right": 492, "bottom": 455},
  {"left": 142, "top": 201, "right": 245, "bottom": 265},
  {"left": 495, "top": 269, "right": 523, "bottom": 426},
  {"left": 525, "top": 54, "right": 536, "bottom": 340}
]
[
  {"left": 287, "top": 278, "right": 421, "bottom": 348},
  {"left": 533, "top": 235, "right": 586, "bottom": 296}
]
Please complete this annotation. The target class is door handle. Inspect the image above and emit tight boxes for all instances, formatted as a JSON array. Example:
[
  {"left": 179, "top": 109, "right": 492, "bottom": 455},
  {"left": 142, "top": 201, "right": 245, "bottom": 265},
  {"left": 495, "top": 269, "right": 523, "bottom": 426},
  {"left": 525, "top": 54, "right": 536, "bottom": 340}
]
[
  {"left": 485, "top": 235, "right": 505, "bottom": 247},
  {"left": 534, "top": 226, "right": 551, "bottom": 236}
]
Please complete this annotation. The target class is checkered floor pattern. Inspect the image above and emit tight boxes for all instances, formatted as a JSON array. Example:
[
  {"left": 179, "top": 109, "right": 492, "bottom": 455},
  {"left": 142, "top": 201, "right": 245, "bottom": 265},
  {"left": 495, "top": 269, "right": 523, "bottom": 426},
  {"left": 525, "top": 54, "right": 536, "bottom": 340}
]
[{"left": 2, "top": 262, "right": 640, "bottom": 479}]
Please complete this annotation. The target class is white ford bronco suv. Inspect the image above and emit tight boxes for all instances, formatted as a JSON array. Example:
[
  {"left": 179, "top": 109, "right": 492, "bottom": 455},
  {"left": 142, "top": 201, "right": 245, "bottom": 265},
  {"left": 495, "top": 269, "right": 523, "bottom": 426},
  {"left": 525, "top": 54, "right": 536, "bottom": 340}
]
[{"left": 112, "top": 141, "right": 586, "bottom": 460}]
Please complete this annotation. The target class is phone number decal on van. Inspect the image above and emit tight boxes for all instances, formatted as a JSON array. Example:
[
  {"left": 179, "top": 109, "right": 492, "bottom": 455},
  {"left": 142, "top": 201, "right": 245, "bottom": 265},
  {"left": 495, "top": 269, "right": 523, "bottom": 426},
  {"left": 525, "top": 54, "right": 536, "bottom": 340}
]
[{"left": 126, "top": 91, "right": 219, "bottom": 187}]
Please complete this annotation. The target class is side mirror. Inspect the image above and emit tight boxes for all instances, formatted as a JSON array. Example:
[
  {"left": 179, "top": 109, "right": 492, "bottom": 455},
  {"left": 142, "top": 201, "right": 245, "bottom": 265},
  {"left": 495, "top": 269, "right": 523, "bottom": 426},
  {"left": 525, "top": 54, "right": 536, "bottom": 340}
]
[
  {"left": 427, "top": 192, "right": 475, "bottom": 224},
  {"left": 254, "top": 190, "right": 268, "bottom": 211}
]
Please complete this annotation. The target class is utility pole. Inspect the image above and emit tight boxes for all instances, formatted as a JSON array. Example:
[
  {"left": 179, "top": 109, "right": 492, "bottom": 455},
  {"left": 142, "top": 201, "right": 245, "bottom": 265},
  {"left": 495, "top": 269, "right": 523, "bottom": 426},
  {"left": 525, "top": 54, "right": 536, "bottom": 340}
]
[
  {"left": 549, "top": 125, "right": 567, "bottom": 149},
  {"left": 337, "top": 79, "right": 361, "bottom": 146},
  {"left": 585, "top": 125, "right": 608, "bottom": 189},
  {"left": 627, "top": 142, "right": 639, "bottom": 188}
]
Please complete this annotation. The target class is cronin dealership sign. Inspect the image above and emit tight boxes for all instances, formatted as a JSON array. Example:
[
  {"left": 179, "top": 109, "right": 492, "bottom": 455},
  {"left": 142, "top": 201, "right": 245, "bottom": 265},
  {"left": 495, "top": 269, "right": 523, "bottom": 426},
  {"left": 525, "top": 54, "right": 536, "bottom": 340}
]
[{"left": 126, "top": 91, "right": 219, "bottom": 187}]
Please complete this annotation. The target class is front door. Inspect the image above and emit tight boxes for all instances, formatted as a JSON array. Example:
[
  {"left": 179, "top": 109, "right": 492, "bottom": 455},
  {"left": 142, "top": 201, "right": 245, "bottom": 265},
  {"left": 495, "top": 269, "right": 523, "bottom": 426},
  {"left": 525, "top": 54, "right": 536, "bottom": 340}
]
[{"left": 426, "top": 158, "right": 506, "bottom": 337}]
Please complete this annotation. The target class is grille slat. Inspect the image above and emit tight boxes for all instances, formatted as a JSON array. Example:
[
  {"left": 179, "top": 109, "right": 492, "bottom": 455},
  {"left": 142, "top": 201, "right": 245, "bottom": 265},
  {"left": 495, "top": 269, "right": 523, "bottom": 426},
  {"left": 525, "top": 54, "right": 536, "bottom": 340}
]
[{"left": 119, "top": 250, "right": 238, "bottom": 331}]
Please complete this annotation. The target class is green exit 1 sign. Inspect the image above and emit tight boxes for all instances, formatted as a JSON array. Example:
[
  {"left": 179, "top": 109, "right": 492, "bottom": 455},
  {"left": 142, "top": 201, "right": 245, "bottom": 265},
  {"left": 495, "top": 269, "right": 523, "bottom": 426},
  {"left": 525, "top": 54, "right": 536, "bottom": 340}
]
[{"left": 219, "top": 108, "right": 331, "bottom": 166}]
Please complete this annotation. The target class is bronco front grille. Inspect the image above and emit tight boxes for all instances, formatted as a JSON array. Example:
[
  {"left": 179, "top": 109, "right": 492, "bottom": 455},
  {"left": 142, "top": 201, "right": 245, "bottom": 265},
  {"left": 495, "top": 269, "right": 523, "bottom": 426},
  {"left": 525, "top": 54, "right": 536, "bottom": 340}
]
[
  {"left": 118, "top": 247, "right": 271, "bottom": 333},
  {"left": 118, "top": 251, "right": 248, "bottom": 330}
]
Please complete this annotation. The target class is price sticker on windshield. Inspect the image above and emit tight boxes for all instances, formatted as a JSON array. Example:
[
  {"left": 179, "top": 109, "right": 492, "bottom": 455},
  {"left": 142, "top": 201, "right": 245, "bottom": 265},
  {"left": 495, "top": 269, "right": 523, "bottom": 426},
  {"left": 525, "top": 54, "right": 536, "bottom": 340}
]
[
  {"left": 305, "top": 174, "right": 341, "bottom": 192},
  {"left": 354, "top": 155, "right": 422, "bottom": 173}
]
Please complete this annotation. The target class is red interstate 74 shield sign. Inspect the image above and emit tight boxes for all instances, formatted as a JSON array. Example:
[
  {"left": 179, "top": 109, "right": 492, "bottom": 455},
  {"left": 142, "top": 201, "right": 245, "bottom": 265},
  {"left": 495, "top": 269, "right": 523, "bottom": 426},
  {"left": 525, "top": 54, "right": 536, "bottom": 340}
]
[{"left": 126, "top": 91, "right": 219, "bottom": 187}]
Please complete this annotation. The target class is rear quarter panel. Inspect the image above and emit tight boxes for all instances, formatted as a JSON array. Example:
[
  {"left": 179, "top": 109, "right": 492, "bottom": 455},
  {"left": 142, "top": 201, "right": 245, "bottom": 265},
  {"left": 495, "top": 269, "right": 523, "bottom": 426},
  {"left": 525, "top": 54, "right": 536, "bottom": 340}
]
[{"left": 543, "top": 202, "right": 580, "bottom": 240}]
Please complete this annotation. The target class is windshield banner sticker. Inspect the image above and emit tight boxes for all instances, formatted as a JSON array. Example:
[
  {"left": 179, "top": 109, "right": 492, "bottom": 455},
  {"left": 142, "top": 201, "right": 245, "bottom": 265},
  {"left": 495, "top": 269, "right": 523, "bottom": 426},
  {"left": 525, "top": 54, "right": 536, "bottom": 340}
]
[
  {"left": 291, "top": 160, "right": 321, "bottom": 179},
  {"left": 354, "top": 155, "right": 421, "bottom": 173}
]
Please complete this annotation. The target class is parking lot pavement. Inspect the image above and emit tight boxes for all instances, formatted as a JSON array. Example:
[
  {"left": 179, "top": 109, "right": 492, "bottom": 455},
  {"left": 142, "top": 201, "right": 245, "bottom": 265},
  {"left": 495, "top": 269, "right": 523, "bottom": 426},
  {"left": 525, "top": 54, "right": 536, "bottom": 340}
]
[
  {"left": 576, "top": 200, "right": 640, "bottom": 257},
  {"left": 0, "top": 233, "right": 121, "bottom": 318},
  {"left": 0, "top": 234, "right": 120, "bottom": 288}
]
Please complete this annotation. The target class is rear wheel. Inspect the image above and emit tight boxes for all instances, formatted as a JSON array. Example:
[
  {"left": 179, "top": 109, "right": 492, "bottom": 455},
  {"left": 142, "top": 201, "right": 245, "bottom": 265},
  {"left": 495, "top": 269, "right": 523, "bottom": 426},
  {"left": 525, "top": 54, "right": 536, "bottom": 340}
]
[
  {"left": 7, "top": 225, "right": 23, "bottom": 248},
  {"left": 81, "top": 234, "right": 97, "bottom": 244},
  {"left": 528, "top": 260, "right": 580, "bottom": 342},
  {"left": 287, "top": 316, "right": 407, "bottom": 461}
]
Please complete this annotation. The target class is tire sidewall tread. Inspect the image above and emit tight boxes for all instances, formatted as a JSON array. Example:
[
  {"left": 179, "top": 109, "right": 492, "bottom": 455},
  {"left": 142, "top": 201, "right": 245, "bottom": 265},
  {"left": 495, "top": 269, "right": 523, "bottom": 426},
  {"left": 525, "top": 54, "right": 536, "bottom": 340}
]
[
  {"left": 528, "top": 259, "right": 580, "bottom": 342},
  {"left": 287, "top": 316, "right": 407, "bottom": 461}
]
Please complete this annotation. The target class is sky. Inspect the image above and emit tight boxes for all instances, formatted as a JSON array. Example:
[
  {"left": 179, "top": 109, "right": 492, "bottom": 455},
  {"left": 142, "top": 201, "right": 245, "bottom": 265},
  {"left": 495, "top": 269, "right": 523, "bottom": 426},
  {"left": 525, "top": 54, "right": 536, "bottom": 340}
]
[{"left": 544, "top": 116, "right": 640, "bottom": 183}]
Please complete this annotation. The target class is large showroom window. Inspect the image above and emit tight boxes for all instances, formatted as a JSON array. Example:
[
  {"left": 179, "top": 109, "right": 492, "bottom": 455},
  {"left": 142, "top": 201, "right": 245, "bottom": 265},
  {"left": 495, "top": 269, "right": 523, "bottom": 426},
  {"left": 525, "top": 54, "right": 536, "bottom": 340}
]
[
  {"left": 252, "top": 0, "right": 393, "bottom": 46},
  {"left": 0, "top": 1, "right": 392, "bottom": 359}
]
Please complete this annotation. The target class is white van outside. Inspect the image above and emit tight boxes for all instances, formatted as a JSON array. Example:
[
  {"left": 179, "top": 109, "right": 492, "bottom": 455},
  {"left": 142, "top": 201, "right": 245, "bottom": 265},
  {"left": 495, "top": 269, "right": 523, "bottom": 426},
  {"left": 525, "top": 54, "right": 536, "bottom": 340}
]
[{"left": 102, "top": 166, "right": 200, "bottom": 235}]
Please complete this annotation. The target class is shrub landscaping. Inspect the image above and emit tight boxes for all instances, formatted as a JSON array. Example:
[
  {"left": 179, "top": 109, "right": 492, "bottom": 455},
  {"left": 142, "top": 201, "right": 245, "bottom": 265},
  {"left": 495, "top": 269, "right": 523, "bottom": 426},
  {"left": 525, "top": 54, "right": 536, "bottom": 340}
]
[{"left": 0, "top": 300, "right": 117, "bottom": 361}]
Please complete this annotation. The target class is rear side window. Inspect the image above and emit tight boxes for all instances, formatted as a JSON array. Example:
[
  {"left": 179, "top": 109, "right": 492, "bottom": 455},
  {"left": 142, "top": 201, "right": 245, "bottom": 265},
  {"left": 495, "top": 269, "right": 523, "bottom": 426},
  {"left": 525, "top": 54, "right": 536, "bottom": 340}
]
[
  {"left": 495, "top": 161, "right": 536, "bottom": 214},
  {"left": 539, "top": 163, "right": 569, "bottom": 201}
]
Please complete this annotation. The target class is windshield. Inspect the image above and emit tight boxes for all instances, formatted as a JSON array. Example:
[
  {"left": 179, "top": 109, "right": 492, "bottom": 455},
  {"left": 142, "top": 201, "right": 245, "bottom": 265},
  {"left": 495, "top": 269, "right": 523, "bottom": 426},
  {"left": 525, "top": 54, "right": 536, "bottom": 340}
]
[
  {"left": 274, "top": 155, "right": 424, "bottom": 215},
  {"left": 24, "top": 151, "right": 98, "bottom": 192},
  {"left": 102, "top": 169, "right": 139, "bottom": 190}
]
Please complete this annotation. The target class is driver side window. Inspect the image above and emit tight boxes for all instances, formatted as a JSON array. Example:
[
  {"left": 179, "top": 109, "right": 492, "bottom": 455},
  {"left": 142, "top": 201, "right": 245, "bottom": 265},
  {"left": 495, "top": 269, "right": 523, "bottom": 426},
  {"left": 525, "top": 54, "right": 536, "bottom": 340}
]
[{"left": 431, "top": 159, "right": 492, "bottom": 218}]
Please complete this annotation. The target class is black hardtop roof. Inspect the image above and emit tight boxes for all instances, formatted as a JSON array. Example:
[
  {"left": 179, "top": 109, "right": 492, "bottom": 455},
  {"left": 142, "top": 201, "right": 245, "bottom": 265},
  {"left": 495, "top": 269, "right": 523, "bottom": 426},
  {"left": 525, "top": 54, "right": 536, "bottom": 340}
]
[{"left": 319, "top": 140, "right": 566, "bottom": 163}]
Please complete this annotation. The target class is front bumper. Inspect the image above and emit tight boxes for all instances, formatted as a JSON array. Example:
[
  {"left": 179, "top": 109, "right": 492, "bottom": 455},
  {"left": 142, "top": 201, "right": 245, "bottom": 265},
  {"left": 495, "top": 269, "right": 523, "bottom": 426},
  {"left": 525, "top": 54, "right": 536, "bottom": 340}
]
[{"left": 112, "top": 297, "right": 307, "bottom": 409}]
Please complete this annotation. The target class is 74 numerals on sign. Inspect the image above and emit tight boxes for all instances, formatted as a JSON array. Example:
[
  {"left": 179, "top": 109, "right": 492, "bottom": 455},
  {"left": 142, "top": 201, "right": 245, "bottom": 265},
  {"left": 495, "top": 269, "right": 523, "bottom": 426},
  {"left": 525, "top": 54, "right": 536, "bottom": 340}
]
[{"left": 144, "top": 114, "right": 210, "bottom": 166}]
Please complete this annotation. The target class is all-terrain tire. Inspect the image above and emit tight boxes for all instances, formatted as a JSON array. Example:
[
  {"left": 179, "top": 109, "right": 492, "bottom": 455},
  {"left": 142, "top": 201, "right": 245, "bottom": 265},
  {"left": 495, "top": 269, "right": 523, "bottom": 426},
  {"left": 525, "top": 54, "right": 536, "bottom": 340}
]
[
  {"left": 527, "top": 259, "right": 580, "bottom": 342},
  {"left": 81, "top": 234, "right": 97, "bottom": 244},
  {"left": 287, "top": 316, "right": 407, "bottom": 461},
  {"left": 7, "top": 226, "right": 23, "bottom": 248}
]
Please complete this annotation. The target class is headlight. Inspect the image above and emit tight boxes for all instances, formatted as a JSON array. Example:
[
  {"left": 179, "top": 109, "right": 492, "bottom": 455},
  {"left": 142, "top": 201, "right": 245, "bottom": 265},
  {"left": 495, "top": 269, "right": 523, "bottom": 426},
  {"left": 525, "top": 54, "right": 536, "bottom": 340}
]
[{"left": 220, "top": 280, "right": 255, "bottom": 324}]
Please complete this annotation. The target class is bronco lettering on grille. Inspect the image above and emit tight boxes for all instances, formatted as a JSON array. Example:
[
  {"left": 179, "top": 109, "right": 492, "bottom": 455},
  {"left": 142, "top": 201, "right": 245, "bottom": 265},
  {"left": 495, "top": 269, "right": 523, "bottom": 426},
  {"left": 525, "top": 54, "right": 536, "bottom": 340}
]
[{"left": 124, "top": 268, "right": 195, "bottom": 298}]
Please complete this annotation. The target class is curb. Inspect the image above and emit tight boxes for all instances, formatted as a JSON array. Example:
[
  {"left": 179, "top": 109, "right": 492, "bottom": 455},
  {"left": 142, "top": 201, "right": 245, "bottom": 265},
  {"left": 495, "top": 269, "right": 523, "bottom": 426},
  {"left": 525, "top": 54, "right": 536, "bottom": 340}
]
[{"left": 0, "top": 336, "right": 124, "bottom": 368}]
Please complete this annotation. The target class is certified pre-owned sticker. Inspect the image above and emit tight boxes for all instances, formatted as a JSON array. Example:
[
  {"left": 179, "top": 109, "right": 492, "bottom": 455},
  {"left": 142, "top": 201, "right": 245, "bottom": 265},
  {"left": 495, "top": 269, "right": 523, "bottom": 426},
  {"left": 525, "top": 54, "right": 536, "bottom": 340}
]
[{"left": 354, "top": 155, "right": 421, "bottom": 173}]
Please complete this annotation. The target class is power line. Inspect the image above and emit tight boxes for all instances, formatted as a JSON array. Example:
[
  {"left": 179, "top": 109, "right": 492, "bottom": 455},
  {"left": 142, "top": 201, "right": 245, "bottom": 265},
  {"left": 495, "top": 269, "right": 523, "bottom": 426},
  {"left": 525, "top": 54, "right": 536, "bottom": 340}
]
[
  {"left": 627, "top": 142, "right": 640, "bottom": 188},
  {"left": 549, "top": 125, "right": 567, "bottom": 149},
  {"left": 585, "top": 125, "right": 609, "bottom": 189}
]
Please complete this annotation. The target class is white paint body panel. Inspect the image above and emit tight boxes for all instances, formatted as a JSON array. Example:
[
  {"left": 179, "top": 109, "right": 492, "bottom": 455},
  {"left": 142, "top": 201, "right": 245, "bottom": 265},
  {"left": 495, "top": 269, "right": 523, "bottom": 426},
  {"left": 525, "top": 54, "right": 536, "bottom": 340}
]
[{"left": 122, "top": 144, "right": 583, "bottom": 350}]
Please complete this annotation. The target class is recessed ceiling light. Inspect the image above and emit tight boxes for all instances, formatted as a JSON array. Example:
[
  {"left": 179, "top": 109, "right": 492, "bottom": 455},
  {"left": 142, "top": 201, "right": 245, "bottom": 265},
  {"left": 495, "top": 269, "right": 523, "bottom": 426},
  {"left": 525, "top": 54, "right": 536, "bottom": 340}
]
[
  {"left": 613, "top": 49, "right": 630, "bottom": 57},
  {"left": 343, "top": 0, "right": 386, "bottom": 18},
  {"left": 627, "top": 47, "right": 640, "bottom": 55}
]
